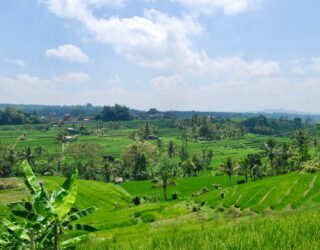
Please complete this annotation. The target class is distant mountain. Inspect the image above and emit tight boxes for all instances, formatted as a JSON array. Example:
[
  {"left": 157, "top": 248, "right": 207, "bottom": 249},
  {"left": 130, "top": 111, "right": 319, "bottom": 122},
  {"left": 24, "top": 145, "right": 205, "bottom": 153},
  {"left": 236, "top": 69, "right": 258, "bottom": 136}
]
[{"left": 254, "top": 109, "right": 314, "bottom": 115}]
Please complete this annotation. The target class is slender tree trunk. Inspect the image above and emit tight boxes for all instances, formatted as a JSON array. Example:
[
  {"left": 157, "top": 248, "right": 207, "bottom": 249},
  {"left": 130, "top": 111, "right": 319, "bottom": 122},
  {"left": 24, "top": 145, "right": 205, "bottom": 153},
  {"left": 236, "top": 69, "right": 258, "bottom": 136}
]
[
  {"left": 54, "top": 224, "right": 58, "bottom": 250},
  {"left": 163, "top": 186, "right": 167, "bottom": 200},
  {"left": 30, "top": 228, "right": 34, "bottom": 250}
]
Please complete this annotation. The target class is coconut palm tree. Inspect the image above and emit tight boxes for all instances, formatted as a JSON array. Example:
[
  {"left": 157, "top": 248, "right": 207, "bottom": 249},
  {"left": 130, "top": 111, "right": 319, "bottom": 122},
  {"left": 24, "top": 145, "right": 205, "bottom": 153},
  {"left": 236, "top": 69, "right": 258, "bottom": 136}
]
[
  {"left": 262, "top": 138, "right": 277, "bottom": 175},
  {"left": 275, "top": 142, "right": 292, "bottom": 173},
  {"left": 238, "top": 157, "right": 250, "bottom": 183},
  {"left": 167, "top": 140, "right": 175, "bottom": 158},
  {"left": 292, "top": 129, "right": 310, "bottom": 162},
  {"left": 220, "top": 157, "right": 236, "bottom": 186},
  {"left": 152, "top": 155, "right": 176, "bottom": 200}
]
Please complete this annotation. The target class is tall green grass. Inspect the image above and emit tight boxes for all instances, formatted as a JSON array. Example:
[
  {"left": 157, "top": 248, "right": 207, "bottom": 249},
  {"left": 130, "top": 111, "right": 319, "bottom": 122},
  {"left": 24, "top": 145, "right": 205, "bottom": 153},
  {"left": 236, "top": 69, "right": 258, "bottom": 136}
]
[{"left": 78, "top": 207, "right": 320, "bottom": 249}]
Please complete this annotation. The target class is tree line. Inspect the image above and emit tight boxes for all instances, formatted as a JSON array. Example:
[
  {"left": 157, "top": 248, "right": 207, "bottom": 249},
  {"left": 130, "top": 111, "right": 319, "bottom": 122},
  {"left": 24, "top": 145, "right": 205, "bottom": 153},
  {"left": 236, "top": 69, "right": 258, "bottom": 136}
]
[{"left": 220, "top": 128, "right": 320, "bottom": 185}]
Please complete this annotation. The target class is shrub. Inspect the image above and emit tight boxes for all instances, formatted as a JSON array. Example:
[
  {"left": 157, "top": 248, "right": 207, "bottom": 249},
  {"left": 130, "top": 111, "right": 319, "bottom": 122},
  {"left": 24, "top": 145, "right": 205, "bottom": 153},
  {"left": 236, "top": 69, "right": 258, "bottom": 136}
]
[
  {"left": 237, "top": 179, "right": 246, "bottom": 185},
  {"left": 200, "top": 187, "right": 209, "bottom": 194},
  {"left": 212, "top": 184, "right": 221, "bottom": 190},
  {"left": 148, "top": 194, "right": 160, "bottom": 203},
  {"left": 216, "top": 206, "right": 224, "bottom": 212},
  {"left": 220, "top": 192, "right": 225, "bottom": 199},
  {"left": 172, "top": 191, "right": 179, "bottom": 200},
  {"left": 192, "top": 206, "right": 200, "bottom": 212},
  {"left": 141, "top": 213, "right": 155, "bottom": 223},
  {"left": 132, "top": 196, "right": 141, "bottom": 206},
  {"left": 133, "top": 211, "right": 142, "bottom": 218}
]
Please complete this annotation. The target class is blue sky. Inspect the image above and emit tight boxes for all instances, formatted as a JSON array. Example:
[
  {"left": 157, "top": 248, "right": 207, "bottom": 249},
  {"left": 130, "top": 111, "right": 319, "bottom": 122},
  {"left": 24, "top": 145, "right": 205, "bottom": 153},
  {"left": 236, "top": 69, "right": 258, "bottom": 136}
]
[{"left": 1, "top": 0, "right": 320, "bottom": 112}]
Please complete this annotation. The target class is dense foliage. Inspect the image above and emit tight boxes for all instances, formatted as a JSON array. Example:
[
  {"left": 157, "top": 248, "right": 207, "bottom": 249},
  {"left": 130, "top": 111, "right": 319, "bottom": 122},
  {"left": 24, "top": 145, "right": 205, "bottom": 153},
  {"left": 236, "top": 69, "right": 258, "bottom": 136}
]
[
  {"left": 95, "top": 104, "right": 131, "bottom": 122},
  {"left": 0, "top": 107, "right": 45, "bottom": 125},
  {"left": 0, "top": 161, "right": 96, "bottom": 249},
  {"left": 176, "top": 114, "right": 245, "bottom": 141}
]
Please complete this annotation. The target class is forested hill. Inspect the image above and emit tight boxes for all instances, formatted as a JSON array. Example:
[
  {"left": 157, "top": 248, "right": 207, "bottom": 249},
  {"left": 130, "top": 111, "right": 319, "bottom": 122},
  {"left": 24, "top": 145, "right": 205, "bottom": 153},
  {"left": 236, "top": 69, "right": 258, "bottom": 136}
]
[{"left": 1, "top": 103, "right": 320, "bottom": 121}]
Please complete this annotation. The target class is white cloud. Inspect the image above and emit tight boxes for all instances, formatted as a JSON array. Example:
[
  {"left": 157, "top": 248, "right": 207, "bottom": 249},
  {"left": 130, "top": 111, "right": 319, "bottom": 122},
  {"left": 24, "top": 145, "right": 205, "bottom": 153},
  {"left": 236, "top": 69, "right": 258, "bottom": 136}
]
[
  {"left": 291, "top": 66, "right": 306, "bottom": 75},
  {"left": 5, "top": 58, "right": 26, "bottom": 67},
  {"left": 52, "top": 72, "right": 89, "bottom": 83},
  {"left": 147, "top": 76, "right": 320, "bottom": 112},
  {"left": 46, "top": 44, "right": 89, "bottom": 63},
  {"left": 0, "top": 72, "right": 90, "bottom": 105},
  {"left": 290, "top": 58, "right": 320, "bottom": 74},
  {"left": 109, "top": 75, "right": 122, "bottom": 84},
  {"left": 170, "top": 0, "right": 262, "bottom": 15},
  {"left": 41, "top": 1, "right": 279, "bottom": 78},
  {"left": 152, "top": 74, "right": 186, "bottom": 91},
  {"left": 0, "top": 72, "right": 89, "bottom": 89},
  {"left": 200, "top": 56, "right": 280, "bottom": 77},
  {"left": 310, "top": 58, "right": 320, "bottom": 71}
]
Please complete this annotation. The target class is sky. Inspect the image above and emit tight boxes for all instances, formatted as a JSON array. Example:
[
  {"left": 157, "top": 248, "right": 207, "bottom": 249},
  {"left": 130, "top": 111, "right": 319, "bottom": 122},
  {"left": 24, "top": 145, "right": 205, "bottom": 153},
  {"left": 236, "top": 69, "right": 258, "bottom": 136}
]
[{"left": 0, "top": 0, "right": 320, "bottom": 113}]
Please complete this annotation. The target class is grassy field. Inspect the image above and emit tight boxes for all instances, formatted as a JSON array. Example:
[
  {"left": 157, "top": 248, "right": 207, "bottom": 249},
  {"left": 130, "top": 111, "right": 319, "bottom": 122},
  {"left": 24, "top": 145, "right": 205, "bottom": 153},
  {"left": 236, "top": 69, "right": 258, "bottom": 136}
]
[
  {"left": 121, "top": 175, "right": 241, "bottom": 200},
  {"left": 0, "top": 121, "right": 292, "bottom": 169},
  {"left": 78, "top": 207, "right": 320, "bottom": 250},
  {"left": 2, "top": 170, "right": 320, "bottom": 249},
  {"left": 1, "top": 121, "right": 318, "bottom": 249},
  {"left": 196, "top": 172, "right": 320, "bottom": 213}
]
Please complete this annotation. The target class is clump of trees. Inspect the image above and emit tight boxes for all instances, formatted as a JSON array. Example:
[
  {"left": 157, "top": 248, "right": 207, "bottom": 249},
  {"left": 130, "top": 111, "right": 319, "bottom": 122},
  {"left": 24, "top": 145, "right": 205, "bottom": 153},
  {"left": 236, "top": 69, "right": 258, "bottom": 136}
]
[
  {"left": 220, "top": 128, "right": 318, "bottom": 184},
  {"left": 176, "top": 115, "right": 245, "bottom": 141},
  {"left": 95, "top": 104, "right": 131, "bottom": 122},
  {"left": 63, "top": 142, "right": 104, "bottom": 179},
  {"left": 242, "top": 115, "right": 305, "bottom": 135},
  {"left": 0, "top": 107, "right": 45, "bottom": 125},
  {"left": 130, "top": 123, "right": 159, "bottom": 141},
  {"left": 138, "top": 123, "right": 158, "bottom": 140}
]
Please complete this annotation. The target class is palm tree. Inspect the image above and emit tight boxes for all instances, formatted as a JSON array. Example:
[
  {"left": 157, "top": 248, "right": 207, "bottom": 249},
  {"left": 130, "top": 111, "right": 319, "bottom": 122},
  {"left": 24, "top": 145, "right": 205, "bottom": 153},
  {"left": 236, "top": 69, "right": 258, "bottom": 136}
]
[
  {"left": 292, "top": 129, "right": 310, "bottom": 162},
  {"left": 262, "top": 138, "right": 277, "bottom": 175},
  {"left": 181, "top": 128, "right": 191, "bottom": 148},
  {"left": 220, "top": 157, "right": 236, "bottom": 186},
  {"left": 238, "top": 157, "right": 250, "bottom": 183},
  {"left": 167, "top": 140, "right": 175, "bottom": 158},
  {"left": 276, "top": 142, "right": 292, "bottom": 173},
  {"left": 247, "top": 153, "right": 262, "bottom": 181},
  {"left": 152, "top": 155, "right": 176, "bottom": 200}
]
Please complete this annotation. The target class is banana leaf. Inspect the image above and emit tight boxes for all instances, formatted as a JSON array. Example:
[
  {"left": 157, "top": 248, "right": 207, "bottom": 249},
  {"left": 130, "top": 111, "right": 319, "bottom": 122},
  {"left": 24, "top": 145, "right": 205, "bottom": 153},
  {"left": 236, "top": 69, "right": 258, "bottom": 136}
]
[
  {"left": 60, "top": 235, "right": 87, "bottom": 249},
  {"left": 22, "top": 160, "right": 41, "bottom": 195},
  {"left": 62, "top": 207, "right": 96, "bottom": 226}
]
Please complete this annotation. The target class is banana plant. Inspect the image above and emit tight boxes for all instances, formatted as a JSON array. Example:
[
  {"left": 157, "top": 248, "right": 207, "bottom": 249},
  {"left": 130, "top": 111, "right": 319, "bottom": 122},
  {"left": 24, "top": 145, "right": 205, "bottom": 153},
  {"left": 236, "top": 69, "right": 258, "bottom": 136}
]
[{"left": 0, "top": 160, "right": 97, "bottom": 250}]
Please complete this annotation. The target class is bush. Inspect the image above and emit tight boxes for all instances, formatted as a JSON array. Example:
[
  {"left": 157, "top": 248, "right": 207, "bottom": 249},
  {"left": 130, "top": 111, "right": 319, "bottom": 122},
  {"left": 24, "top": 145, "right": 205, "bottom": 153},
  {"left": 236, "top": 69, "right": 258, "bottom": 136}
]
[
  {"left": 132, "top": 196, "right": 141, "bottom": 206},
  {"left": 192, "top": 206, "right": 200, "bottom": 212},
  {"left": 141, "top": 213, "right": 155, "bottom": 223},
  {"left": 172, "top": 192, "right": 179, "bottom": 200},
  {"left": 237, "top": 179, "right": 246, "bottom": 185},
  {"left": 216, "top": 206, "right": 224, "bottom": 212},
  {"left": 133, "top": 211, "right": 142, "bottom": 218},
  {"left": 149, "top": 194, "right": 160, "bottom": 203},
  {"left": 200, "top": 187, "right": 209, "bottom": 195},
  {"left": 212, "top": 184, "right": 221, "bottom": 190},
  {"left": 192, "top": 187, "right": 210, "bottom": 197}
]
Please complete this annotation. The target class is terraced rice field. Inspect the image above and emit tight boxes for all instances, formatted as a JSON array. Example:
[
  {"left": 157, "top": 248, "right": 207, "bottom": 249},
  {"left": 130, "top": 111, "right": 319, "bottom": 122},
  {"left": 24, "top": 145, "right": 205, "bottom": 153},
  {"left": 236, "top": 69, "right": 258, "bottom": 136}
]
[
  {"left": 0, "top": 123, "right": 291, "bottom": 168},
  {"left": 197, "top": 172, "right": 320, "bottom": 213}
]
